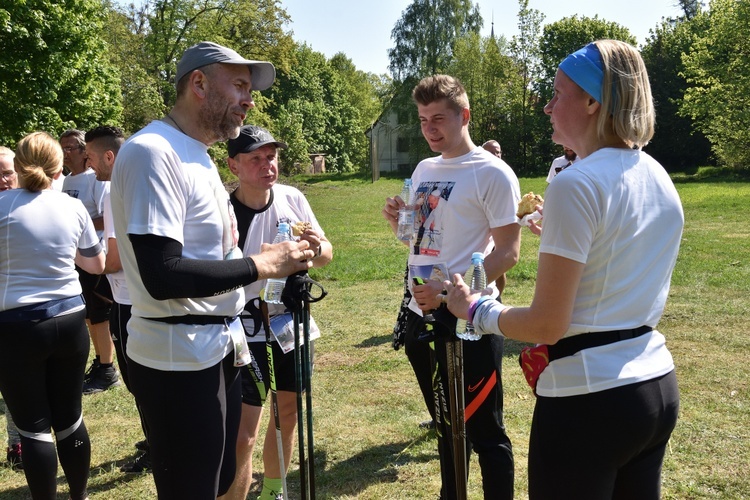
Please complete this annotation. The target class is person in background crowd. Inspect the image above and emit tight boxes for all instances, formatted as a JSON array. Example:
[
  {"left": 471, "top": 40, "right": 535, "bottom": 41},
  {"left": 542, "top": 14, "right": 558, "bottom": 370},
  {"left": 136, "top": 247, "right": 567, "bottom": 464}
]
[
  {"left": 222, "top": 124, "right": 332, "bottom": 500},
  {"left": 60, "top": 129, "right": 120, "bottom": 394},
  {"left": 545, "top": 145, "right": 578, "bottom": 183},
  {"left": 480, "top": 141, "right": 509, "bottom": 295},
  {"left": 0, "top": 146, "right": 17, "bottom": 192},
  {"left": 482, "top": 140, "right": 502, "bottom": 158},
  {"left": 84, "top": 125, "right": 153, "bottom": 474},
  {"left": 0, "top": 146, "right": 23, "bottom": 470},
  {"left": 444, "top": 39, "right": 683, "bottom": 499},
  {"left": 111, "top": 41, "right": 315, "bottom": 499},
  {"left": 382, "top": 74, "right": 520, "bottom": 500},
  {"left": 0, "top": 131, "right": 105, "bottom": 500}
]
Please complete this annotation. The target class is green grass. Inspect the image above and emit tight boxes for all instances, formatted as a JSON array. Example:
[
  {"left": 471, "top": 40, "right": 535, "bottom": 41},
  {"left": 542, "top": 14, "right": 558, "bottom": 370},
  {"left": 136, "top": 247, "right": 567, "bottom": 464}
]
[{"left": 1, "top": 173, "right": 748, "bottom": 499}]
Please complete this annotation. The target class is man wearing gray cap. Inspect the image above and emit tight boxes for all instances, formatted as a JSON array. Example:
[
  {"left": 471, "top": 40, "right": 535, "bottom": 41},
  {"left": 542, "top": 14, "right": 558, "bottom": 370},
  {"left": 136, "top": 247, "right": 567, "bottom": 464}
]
[
  {"left": 223, "top": 124, "right": 332, "bottom": 500},
  {"left": 110, "top": 42, "right": 316, "bottom": 498}
]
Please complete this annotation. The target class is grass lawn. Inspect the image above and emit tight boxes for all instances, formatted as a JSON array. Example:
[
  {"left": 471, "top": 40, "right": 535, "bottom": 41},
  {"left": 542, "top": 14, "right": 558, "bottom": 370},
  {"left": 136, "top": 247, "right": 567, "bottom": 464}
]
[{"left": 1, "top": 171, "right": 748, "bottom": 499}]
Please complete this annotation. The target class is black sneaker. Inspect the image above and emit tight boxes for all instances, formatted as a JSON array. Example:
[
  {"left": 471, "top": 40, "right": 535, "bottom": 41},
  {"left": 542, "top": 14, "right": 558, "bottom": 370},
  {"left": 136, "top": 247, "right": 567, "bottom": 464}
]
[
  {"left": 120, "top": 451, "right": 152, "bottom": 473},
  {"left": 83, "top": 359, "right": 101, "bottom": 384},
  {"left": 83, "top": 365, "right": 121, "bottom": 394},
  {"left": 134, "top": 439, "right": 149, "bottom": 452},
  {"left": 6, "top": 443, "right": 22, "bottom": 470}
]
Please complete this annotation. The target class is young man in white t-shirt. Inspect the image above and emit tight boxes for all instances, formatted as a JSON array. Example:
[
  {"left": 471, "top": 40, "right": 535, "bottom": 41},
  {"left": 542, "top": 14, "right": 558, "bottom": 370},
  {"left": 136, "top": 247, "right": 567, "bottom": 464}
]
[
  {"left": 382, "top": 75, "right": 520, "bottom": 499},
  {"left": 111, "top": 42, "right": 315, "bottom": 499},
  {"left": 60, "top": 129, "right": 119, "bottom": 394}
]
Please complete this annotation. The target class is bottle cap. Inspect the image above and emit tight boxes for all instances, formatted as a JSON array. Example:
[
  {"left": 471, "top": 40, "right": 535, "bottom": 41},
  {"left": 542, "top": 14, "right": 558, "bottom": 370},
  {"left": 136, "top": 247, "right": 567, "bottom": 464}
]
[
  {"left": 471, "top": 252, "right": 484, "bottom": 262},
  {"left": 278, "top": 222, "right": 290, "bottom": 232}
]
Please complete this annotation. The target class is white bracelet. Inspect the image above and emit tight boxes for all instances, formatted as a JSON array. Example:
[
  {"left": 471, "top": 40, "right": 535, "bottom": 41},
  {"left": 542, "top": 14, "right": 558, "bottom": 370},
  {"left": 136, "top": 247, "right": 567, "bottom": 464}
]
[{"left": 474, "top": 300, "right": 508, "bottom": 337}]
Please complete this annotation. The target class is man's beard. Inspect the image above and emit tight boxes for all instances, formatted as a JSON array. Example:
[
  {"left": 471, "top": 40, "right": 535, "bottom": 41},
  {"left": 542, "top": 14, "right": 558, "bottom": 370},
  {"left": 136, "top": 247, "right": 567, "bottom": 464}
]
[{"left": 199, "top": 91, "right": 243, "bottom": 144}]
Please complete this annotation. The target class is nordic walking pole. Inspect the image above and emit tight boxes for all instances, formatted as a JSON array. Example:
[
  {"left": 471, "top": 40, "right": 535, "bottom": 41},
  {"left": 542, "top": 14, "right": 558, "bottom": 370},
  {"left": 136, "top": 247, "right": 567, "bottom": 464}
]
[
  {"left": 445, "top": 335, "right": 468, "bottom": 500},
  {"left": 302, "top": 297, "right": 316, "bottom": 499},
  {"left": 260, "top": 299, "right": 289, "bottom": 500},
  {"left": 283, "top": 271, "right": 327, "bottom": 500},
  {"left": 292, "top": 304, "right": 308, "bottom": 499}
]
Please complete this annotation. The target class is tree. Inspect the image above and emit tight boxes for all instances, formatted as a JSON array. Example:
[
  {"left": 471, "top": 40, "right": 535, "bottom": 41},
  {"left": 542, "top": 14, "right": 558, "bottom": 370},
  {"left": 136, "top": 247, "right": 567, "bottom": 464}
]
[
  {"left": 140, "top": 0, "right": 295, "bottom": 109},
  {"left": 641, "top": 15, "right": 712, "bottom": 171},
  {"left": 101, "top": 1, "right": 165, "bottom": 134},
  {"left": 0, "top": 0, "right": 122, "bottom": 146},
  {"left": 388, "top": 0, "right": 482, "bottom": 80},
  {"left": 681, "top": 0, "right": 750, "bottom": 169},
  {"left": 507, "top": 0, "right": 545, "bottom": 174},
  {"left": 448, "top": 31, "right": 523, "bottom": 165}
]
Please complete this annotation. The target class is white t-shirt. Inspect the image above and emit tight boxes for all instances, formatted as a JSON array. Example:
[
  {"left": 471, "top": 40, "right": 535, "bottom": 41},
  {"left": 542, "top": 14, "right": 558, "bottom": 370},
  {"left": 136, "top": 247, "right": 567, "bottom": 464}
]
[
  {"left": 0, "top": 189, "right": 99, "bottom": 310},
  {"left": 545, "top": 155, "right": 578, "bottom": 183},
  {"left": 62, "top": 168, "right": 108, "bottom": 238},
  {"left": 111, "top": 120, "right": 245, "bottom": 371},
  {"left": 408, "top": 147, "right": 520, "bottom": 314},
  {"left": 102, "top": 191, "right": 130, "bottom": 305},
  {"left": 537, "top": 147, "right": 684, "bottom": 397},
  {"left": 233, "top": 184, "right": 324, "bottom": 342}
]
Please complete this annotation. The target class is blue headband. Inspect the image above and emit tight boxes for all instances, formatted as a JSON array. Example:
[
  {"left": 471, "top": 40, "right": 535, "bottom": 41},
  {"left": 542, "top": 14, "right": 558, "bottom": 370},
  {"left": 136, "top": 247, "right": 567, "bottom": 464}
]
[{"left": 559, "top": 43, "right": 603, "bottom": 103}]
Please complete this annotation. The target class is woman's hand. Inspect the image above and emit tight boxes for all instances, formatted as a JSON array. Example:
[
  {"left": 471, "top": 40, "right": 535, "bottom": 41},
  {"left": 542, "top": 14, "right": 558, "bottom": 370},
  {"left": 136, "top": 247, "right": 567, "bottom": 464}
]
[{"left": 441, "top": 274, "right": 483, "bottom": 320}]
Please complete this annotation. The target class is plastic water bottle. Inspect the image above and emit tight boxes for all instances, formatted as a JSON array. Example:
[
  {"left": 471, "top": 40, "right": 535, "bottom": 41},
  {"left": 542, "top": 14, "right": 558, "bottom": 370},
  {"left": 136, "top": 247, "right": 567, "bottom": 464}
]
[
  {"left": 396, "top": 179, "right": 415, "bottom": 241},
  {"left": 456, "top": 252, "right": 486, "bottom": 341},
  {"left": 264, "top": 222, "right": 292, "bottom": 304}
]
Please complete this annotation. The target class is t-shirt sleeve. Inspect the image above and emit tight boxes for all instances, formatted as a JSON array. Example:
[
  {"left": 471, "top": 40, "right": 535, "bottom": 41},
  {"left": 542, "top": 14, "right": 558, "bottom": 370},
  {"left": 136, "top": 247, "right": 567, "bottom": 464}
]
[
  {"left": 483, "top": 164, "right": 521, "bottom": 229},
  {"left": 120, "top": 141, "right": 186, "bottom": 244},
  {"left": 77, "top": 202, "right": 102, "bottom": 253},
  {"left": 538, "top": 172, "right": 598, "bottom": 263}
]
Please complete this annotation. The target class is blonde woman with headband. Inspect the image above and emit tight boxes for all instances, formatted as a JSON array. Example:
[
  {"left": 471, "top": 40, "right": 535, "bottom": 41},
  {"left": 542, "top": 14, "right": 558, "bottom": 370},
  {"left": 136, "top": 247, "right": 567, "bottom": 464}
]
[
  {"left": 444, "top": 40, "right": 683, "bottom": 498},
  {"left": 0, "top": 132, "right": 105, "bottom": 500}
]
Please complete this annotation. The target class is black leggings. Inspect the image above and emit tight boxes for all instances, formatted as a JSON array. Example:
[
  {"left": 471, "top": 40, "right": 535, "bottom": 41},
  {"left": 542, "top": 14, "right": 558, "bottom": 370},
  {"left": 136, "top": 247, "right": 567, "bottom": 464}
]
[
  {"left": 404, "top": 310, "right": 514, "bottom": 500},
  {"left": 0, "top": 309, "right": 91, "bottom": 500},
  {"left": 110, "top": 302, "right": 150, "bottom": 445},
  {"left": 528, "top": 370, "right": 679, "bottom": 500},
  {"left": 129, "top": 352, "right": 241, "bottom": 499}
]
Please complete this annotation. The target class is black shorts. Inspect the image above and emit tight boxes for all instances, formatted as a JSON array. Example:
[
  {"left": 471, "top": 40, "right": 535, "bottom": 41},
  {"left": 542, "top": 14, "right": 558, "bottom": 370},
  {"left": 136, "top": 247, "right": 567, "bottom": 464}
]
[
  {"left": 76, "top": 266, "right": 112, "bottom": 324},
  {"left": 240, "top": 339, "right": 314, "bottom": 407}
]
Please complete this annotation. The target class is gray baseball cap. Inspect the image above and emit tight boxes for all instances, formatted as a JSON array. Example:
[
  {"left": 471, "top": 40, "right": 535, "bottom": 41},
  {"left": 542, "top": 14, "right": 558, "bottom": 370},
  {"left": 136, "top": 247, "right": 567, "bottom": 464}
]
[
  {"left": 228, "top": 125, "right": 288, "bottom": 158},
  {"left": 175, "top": 41, "right": 276, "bottom": 90}
]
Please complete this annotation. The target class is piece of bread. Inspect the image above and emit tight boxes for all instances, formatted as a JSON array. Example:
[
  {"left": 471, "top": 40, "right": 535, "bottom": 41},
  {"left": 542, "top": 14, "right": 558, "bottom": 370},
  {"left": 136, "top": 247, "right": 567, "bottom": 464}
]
[
  {"left": 291, "top": 221, "right": 312, "bottom": 236},
  {"left": 517, "top": 192, "right": 544, "bottom": 218}
]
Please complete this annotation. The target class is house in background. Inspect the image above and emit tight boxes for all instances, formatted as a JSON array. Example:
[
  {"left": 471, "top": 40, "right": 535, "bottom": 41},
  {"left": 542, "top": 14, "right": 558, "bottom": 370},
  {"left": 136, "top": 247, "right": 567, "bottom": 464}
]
[{"left": 366, "top": 108, "right": 420, "bottom": 181}]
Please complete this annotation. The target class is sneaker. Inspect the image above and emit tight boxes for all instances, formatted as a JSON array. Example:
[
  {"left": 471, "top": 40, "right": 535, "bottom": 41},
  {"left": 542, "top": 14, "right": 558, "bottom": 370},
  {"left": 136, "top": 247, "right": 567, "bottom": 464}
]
[
  {"left": 6, "top": 443, "right": 22, "bottom": 470},
  {"left": 134, "top": 439, "right": 149, "bottom": 452},
  {"left": 120, "top": 451, "right": 152, "bottom": 473},
  {"left": 83, "top": 359, "right": 101, "bottom": 384},
  {"left": 83, "top": 365, "right": 121, "bottom": 394}
]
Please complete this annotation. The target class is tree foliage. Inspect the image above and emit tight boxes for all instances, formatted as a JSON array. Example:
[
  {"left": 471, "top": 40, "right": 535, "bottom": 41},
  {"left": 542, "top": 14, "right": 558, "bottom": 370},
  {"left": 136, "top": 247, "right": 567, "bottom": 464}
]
[
  {"left": 507, "top": 0, "right": 545, "bottom": 174},
  {"left": 0, "top": 0, "right": 122, "bottom": 146},
  {"left": 641, "top": 15, "right": 712, "bottom": 171},
  {"left": 681, "top": 0, "right": 750, "bottom": 169},
  {"left": 448, "top": 32, "right": 523, "bottom": 165},
  {"left": 388, "top": 0, "right": 482, "bottom": 80}
]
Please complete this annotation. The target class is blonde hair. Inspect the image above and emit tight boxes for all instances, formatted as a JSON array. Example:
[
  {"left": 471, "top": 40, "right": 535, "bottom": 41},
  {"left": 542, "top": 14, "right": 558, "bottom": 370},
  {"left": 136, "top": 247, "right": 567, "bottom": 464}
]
[
  {"left": 412, "top": 75, "right": 470, "bottom": 114},
  {"left": 594, "top": 39, "right": 655, "bottom": 148},
  {"left": 14, "top": 132, "right": 63, "bottom": 192}
]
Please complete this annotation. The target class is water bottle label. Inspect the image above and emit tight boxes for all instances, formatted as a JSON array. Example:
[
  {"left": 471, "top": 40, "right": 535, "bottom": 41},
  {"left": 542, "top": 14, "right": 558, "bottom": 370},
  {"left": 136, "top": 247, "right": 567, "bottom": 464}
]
[{"left": 397, "top": 209, "right": 416, "bottom": 241}]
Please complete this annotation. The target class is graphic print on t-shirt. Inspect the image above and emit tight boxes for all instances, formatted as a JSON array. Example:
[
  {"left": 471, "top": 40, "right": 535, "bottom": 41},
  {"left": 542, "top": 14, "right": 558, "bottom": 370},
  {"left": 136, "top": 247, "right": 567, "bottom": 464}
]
[{"left": 413, "top": 181, "right": 454, "bottom": 257}]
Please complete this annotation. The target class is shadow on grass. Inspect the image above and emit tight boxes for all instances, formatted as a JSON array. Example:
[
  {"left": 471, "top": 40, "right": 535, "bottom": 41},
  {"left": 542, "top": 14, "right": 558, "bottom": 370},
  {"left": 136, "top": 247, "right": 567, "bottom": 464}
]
[
  {"left": 0, "top": 458, "right": 146, "bottom": 500},
  {"left": 355, "top": 334, "right": 392, "bottom": 348},
  {"left": 292, "top": 432, "right": 436, "bottom": 497}
]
